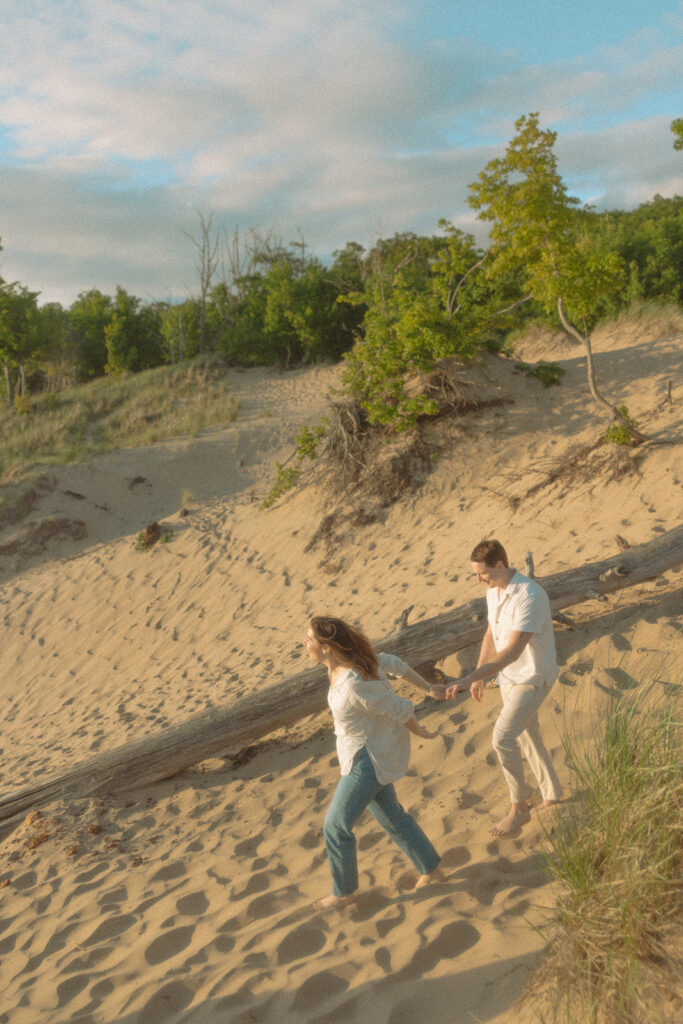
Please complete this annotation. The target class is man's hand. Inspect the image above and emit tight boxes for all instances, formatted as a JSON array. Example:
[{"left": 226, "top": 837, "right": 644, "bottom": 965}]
[
  {"left": 470, "top": 679, "right": 484, "bottom": 703},
  {"left": 428, "top": 683, "right": 447, "bottom": 701},
  {"left": 445, "top": 676, "right": 470, "bottom": 699}
]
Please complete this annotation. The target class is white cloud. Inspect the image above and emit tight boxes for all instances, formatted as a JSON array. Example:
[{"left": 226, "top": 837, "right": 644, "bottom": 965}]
[{"left": 0, "top": 1, "right": 681, "bottom": 304}]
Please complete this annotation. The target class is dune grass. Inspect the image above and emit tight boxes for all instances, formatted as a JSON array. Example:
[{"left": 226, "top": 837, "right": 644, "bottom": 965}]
[
  {"left": 0, "top": 358, "right": 240, "bottom": 481},
  {"left": 527, "top": 685, "right": 682, "bottom": 1023}
]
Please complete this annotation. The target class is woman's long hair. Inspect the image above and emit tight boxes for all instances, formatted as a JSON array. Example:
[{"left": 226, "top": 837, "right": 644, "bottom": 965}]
[{"left": 310, "top": 616, "right": 379, "bottom": 680}]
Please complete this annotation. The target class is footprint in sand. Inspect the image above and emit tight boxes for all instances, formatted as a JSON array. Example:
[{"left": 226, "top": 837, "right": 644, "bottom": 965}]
[
  {"left": 214, "top": 934, "right": 236, "bottom": 954},
  {"left": 458, "top": 791, "right": 482, "bottom": 810},
  {"left": 376, "top": 904, "right": 406, "bottom": 938},
  {"left": 231, "top": 870, "right": 270, "bottom": 900},
  {"left": 440, "top": 845, "right": 471, "bottom": 868},
  {"left": 83, "top": 913, "right": 137, "bottom": 947},
  {"left": 246, "top": 885, "right": 300, "bottom": 919},
  {"left": 144, "top": 924, "right": 195, "bottom": 965},
  {"left": 56, "top": 973, "right": 90, "bottom": 1007},
  {"left": 402, "top": 919, "right": 480, "bottom": 977},
  {"left": 374, "top": 945, "right": 392, "bottom": 973},
  {"left": 234, "top": 832, "right": 264, "bottom": 858},
  {"left": 150, "top": 861, "right": 186, "bottom": 883},
  {"left": 137, "top": 980, "right": 194, "bottom": 1021},
  {"left": 276, "top": 924, "right": 327, "bottom": 964},
  {"left": 299, "top": 828, "right": 320, "bottom": 850},
  {"left": 176, "top": 891, "right": 209, "bottom": 916},
  {"left": 357, "top": 829, "right": 385, "bottom": 851},
  {"left": 291, "top": 968, "right": 352, "bottom": 1011},
  {"left": 348, "top": 890, "right": 393, "bottom": 922}
]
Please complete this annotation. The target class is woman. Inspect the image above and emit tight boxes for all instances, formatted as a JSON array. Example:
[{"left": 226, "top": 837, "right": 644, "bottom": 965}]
[{"left": 305, "top": 615, "right": 445, "bottom": 911}]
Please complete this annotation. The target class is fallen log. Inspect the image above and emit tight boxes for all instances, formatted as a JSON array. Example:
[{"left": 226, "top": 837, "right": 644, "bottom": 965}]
[{"left": 1, "top": 525, "right": 681, "bottom": 828}]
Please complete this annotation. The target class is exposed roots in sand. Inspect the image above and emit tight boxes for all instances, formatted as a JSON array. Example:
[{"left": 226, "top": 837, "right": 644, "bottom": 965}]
[
  {"left": 301, "top": 359, "right": 514, "bottom": 564},
  {"left": 499, "top": 441, "right": 644, "bottom": 512}
]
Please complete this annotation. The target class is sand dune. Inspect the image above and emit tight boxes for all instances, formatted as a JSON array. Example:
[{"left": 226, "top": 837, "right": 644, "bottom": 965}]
[{"left": 0, "top": 314, "right": 681, "bottom": 1024}]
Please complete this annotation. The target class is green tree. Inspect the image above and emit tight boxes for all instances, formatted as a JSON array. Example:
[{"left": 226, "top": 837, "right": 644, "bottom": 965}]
[
  {"left": 36, "top": 302, "right": 79, "bottom": 388},
  {"left": 0, "top": 278, "right": 40, "bottom": 405},
  {"left": 103, "top": 288, "right": 165, "bottom": 375},
  {"left": 592, "top": 195, "right": 683, "bottom": 305},
  {"left": 671, "top": 117, "right": 683, "bottom": 150},
  {"left": 340, "top": 228, "right": 513, "bottom": 428},
  {"left": 68, "top": 289, "right": 113, "bottom": 379},
  {"left": 468, "top": 112, "right": 644, "bottom": 440},
  {"left": 263, "top": 253, "right": 353, "bottom": 366},
  {"left": 159, "top": 299, "right": 200, "bottom": 363}
]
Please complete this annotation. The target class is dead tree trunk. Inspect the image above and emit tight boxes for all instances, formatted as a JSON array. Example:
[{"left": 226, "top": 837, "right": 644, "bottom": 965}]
[{"left": 0, "top": 525, "right": 681, "bottom": 827}]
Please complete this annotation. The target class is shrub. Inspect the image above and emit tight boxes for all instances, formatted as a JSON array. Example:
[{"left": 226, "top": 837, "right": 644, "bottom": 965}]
[
  {"left": 606, "top": 405, "right": 639, "bottom": 445},
  {"left": 260, "top": 420, "right": 327, "bottom": 508},
  {"left": 514, "top": 360, "right": 566, "bottom": 387}
]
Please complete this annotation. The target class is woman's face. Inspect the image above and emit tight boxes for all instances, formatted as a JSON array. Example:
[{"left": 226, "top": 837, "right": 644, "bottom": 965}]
[{"left": 305, "top": 627, "right": 326, "bottom": 663}]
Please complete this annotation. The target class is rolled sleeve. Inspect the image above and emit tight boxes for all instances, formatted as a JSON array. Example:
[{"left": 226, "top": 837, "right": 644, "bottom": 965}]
[{"left": 377, "top": 652, "right": 410, "bottom": 678}]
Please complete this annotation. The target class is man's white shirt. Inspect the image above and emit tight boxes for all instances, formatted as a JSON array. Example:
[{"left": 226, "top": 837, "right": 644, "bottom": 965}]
[{"left": 487, "top": 570, "right": 558, "bottom": 687}]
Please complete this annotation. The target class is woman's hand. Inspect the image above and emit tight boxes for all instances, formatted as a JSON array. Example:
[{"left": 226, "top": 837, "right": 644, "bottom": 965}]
[{"left": 405, "top": 716, "right": 440, "bottom": 740}]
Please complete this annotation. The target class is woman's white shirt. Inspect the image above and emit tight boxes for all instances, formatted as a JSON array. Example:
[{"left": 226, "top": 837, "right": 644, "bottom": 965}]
[{"left": 327, "top": 653, "right": 414, "bottom": 785}]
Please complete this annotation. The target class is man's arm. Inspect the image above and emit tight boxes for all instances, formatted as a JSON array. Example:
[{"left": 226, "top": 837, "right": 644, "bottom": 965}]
[
  {"left": 446, "top": 628, "right": 534, "bottom": 701},
  {"left": 467, "top": 629, "right": 534, "bottom": 701},
  {"left": 476, "top": 624, "right": 497, "bottom": 670}
]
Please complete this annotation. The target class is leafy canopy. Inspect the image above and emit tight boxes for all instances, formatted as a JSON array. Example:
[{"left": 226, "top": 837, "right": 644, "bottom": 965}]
[{"left": 468, "top": 112, "right": 624, "bottom": 336}]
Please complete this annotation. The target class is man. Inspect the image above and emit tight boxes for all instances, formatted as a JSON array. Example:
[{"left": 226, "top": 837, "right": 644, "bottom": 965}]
[{"left": 446, "top": 539, "right": 562, "bottom": 837}]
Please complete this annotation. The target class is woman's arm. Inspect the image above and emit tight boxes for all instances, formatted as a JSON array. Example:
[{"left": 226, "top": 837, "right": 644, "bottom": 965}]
[
  {"left": 404, "top": 715, "right": 439, "bottom": 740},
  {"left": 399, "top": 665, "right": 447, "bottom": 701}
]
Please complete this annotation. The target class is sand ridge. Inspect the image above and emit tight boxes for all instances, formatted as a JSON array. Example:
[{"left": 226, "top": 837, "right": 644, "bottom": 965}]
[{"left": 0, "top": 313, "right": 681, "bottom": 1024}]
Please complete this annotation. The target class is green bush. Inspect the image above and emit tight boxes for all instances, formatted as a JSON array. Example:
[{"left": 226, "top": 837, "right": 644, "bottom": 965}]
[
  {"left": 514, "top": 360, "right": 566, "bottom": 387},
  {"left": 606, "top": 405, "right": 639, "bottom": 445},
  {"left": 260, "top": 420, "right": 327, "bottom": 508}
]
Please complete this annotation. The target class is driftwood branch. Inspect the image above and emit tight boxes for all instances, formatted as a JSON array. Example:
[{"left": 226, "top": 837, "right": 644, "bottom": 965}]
[{"left": 1, "top": 525, "right": 681, "bottom": 829}]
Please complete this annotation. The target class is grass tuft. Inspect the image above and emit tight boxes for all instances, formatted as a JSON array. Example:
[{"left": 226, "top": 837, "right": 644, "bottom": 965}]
[
  {"left": 526, "top": 686, "right": 682, "bottom": 1024},
  {"left": 0, "top": 357, "right": 240, "bottom": 481}
]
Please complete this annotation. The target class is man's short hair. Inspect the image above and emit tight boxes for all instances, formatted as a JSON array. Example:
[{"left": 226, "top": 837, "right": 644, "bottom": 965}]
[{"left": 470, "top": 538, "right": 509, "bottom": 567}]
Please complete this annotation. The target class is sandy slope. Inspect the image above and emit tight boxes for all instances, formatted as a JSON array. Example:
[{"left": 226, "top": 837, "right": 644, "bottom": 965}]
[{"left": 0, "top": 313, "right": 681, "bottom": 1024}]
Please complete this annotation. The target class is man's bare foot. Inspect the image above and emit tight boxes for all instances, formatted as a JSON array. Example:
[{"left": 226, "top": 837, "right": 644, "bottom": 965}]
[
  {"left": 311, "top": 892, "right": 356, "bottom": 911},
  {"left": 415, "top": 866, "right": 445, "bottom": 889},
  {"left": 530, "top": 798, "right": 561, "bottom": 814},
  {"left": 489, "top": 806, "right": 531, "bottom": 837}
]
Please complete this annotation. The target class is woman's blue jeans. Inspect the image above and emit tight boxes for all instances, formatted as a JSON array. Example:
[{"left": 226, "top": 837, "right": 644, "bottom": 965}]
[{"left": 323, "top": 746, "right": 440, "bottom": 897}]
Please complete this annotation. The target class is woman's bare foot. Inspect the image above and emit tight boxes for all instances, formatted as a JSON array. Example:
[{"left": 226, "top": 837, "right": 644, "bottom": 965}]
[
  {"left": 415, "top": 866, "right": 445, "bottom": 889},
  {"left": 489, "top": 805, "right": 531, "bottom": 837},
  {"left": 311, "top": 892, "right": 356, "bottom": 911}
]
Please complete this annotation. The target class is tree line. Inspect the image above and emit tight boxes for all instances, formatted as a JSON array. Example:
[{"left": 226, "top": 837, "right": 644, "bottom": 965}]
[{"left": 1, "top": 116, "right": 681, "bottom": 425}]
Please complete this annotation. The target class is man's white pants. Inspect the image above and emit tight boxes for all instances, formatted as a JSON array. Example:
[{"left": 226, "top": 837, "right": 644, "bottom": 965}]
[{"left": 492, "top": 679, "right": 562, "bottom": 804}]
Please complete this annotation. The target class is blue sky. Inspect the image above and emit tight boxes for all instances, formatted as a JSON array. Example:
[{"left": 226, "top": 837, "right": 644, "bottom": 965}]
[{"left": 0, "top": 0, "right": 681, "bottom": 305}]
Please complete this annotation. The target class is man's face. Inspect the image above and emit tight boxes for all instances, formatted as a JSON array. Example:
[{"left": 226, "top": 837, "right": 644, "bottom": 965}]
[{"left": 471, "top": 560, "right": 507, "bottom": 588}]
